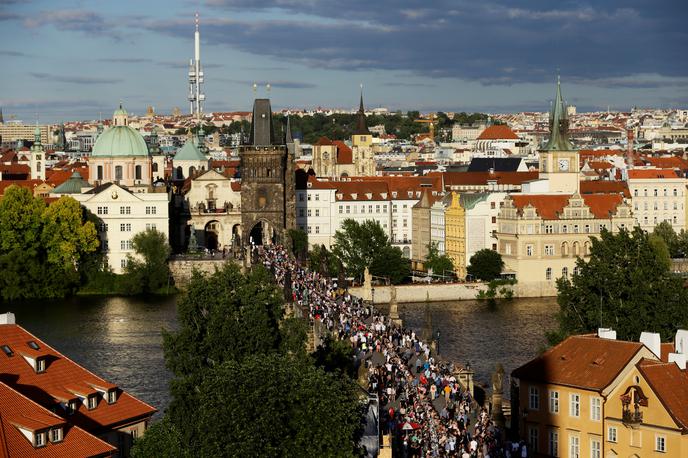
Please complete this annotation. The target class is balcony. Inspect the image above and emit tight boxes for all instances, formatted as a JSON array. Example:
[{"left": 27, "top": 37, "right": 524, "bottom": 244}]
[{"left": 622, "top": 408, "right": 643, "bottom": 425}]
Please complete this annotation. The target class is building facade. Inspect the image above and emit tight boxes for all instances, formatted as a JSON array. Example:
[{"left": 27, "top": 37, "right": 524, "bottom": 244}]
[
  {"left": 627, "top": 169, "right": 686, "bottom": 232},
  {"left": 445, "top": 192, "right": 467, "bottom": 278}
]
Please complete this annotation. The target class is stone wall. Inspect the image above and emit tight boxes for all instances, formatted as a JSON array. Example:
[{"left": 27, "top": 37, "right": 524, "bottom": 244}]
[{"left": 169, "top": 259, "right": 243, "bottom": 288}]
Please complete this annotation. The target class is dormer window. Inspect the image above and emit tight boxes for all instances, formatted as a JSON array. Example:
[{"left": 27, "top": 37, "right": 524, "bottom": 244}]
[
  {"left": 88, "top": 395, "right": 98, "bottom": 410},
  {"left": 392, "top": 191, "right": 397, "bottom": 198},
  {"left": 1, "top": 345, "right": 13, "bottom": 357},
  {"left": 107, "top": 390, "right": 117, "bottom": 404},
  {"left": 36, "top": 358, "right": 46, "bottom": 373},
  {"left": 35, "top": 431, "right": 46, "bottom": 448},
  {"left": 67, "top": 400, "right": 77, "bottom": 415},
  {"left": 50, "top": 427, "right": 63, "bottom": 443}
]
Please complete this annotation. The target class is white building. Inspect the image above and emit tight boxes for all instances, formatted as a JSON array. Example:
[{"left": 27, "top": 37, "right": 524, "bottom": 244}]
[
  {"left": 72, "top": 183, "right": 169, "bottom": 273},
  {"left": 430, "top": 195, "right": 450, "bottom": 254},
  {"left": 628, "top": 169, "right": 686, "bottom": 231},
  {"left": 464, "top": 192, "right": 507, "bottom": 264}
]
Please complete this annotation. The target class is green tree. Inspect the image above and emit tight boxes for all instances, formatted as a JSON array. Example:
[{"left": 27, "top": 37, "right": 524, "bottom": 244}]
[
  {"left": 0, "top": 186, "right": 46, "bottom": 300},
  {"left": 131, "top": 416, "right": 190, "bottom": 458},
  {"left": 332, "top": 219, "right": 389, "bottom": 281},
  {"left": 653, "top": 221, "right": 680, "bottom": 257},
  {"left": 192, "top": 355, "right": 362, "bottom": 457},
  {"left": 124, "top": 228, "right": 171, "bottom": 294},
  {"left": 467, "top": 249, "right": 504, "bottom": 281},
  {"left": 425, "top": 243, "right": 455, "bottom": 278},
  {"left": 552, "top": 227, "right": 688, "bottom": 343},
  {"left": 308, "top": 244, "right": 340, "bottom": 277},
  {"left": 41, "top": 196, "right": 99, "bottom": 295},
  {"left": 369, "top": 245, "right": 410, "bottom": 284},
  {"left": 287, "top": 228, "right": 308, "bottom": 260}
]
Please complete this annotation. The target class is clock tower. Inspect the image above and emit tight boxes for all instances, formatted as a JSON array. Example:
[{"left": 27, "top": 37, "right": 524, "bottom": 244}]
[{"left": 539, "top": 77, "right": 579, "bottom": 194}]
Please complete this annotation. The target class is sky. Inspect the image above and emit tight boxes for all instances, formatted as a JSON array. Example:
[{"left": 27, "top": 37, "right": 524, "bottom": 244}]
[{"left": 1, "top": 0, "right": 687, "bottom": 123}]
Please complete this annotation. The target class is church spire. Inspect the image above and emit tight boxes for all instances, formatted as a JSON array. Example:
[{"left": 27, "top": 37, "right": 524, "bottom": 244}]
[
  {"left": 354, "top": 85, "right": 370, "bottom": 135},
  {"left": 543, "top": 75, "right": 574, "bottom": 151}
]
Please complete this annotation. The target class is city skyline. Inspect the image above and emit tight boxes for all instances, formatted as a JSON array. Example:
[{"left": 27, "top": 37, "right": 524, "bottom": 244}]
[{"left": 1, "top": 0, "right": 687, "bottom": 123}]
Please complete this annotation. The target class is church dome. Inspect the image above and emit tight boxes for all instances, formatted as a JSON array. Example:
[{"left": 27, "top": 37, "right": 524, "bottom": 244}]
[{"left": 91, "top": 104, "right": 149, "bottom": 157}]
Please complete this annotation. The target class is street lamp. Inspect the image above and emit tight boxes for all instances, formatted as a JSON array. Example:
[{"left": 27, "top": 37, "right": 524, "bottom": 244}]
[{"left": 436, "top": 329, "right": 441, "bottom": 355}]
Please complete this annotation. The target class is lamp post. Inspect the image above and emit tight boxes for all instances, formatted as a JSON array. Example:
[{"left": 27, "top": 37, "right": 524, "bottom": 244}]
[{"left": 436, "top": 329, "right": 441, "bottom": 355}]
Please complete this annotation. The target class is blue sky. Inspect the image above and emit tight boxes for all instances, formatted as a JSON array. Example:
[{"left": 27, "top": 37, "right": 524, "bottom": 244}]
[{"left": 1, "top": 0, "right": 687, "bottom": 122}]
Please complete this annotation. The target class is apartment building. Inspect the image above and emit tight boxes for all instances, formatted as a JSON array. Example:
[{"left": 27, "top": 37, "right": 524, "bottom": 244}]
[{"left": 627, "top": 169, "right": 686, "bottom": 232}]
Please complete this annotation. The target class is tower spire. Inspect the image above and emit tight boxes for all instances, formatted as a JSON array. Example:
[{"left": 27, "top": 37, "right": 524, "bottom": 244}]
[
  {"left": 542, "top": 74, "right": 574, "bottom": 151},
  {"left": 354, "top": 84, "right": 369, "bottom": 135},
  {"left": 285, "top": 115, "right": 293, "bottom": 144}
]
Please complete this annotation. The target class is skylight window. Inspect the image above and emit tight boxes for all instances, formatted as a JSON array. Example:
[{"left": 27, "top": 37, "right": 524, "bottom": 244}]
[
  {"left": 27, "top": 341, "right": 40, "bottom": 350},
  {"left": 1, "top": 345, "right": 13, "bottom": 357}
]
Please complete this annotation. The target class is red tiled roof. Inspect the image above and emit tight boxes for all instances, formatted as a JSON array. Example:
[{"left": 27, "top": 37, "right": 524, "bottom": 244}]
[
  {"left": 579, "top": 180, "right": 630, "bottom": 198},
  {"left": 510, "top": 193, "right": 624, "bottom": 220},
  {"left": 315, "top": 136, "right": 333, "bottom": 146},
  {"left": 582, "top": 193, "right": 625, "bottom": 218},
  {"left": 230, "top": 181, "right": 241, "bottom": 192},
  {"left": 637, "top": 359, "right": 688, "bottom": 431},
  {"left": 587, "top": 161, "right": 613, "bottom": 170},
  {"left": 512, "top": 335, "right": 645, "bottom": 391},
  {"left": 476, "top": 124, "right": 519, "bottom": 140},
  {"left": 333, "top": 141, "right": 352, "bottom": 165},
  {"left": 641, "top": 156, "right": 688, "bottom": 169},
  {"left": 0, "top": 381, "right": 115, "bottom": 457},
  {"left": 0, "top": 164, "right": 30, "bottom": 176},
  {"left": 0, "top": 324, "right": 156, "bottom": 433},
  {"left": 628, "top": 169, "right": 680, "bottom": 179},
  {"left": 579, "top": 149, "right": 624, "bottom": 158}
]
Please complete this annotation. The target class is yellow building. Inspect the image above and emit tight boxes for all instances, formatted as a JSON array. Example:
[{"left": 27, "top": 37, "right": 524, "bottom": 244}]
[
  {"left": 512, "top": 331, "right": 688, "bottom": 458},
  {"left": 445, "top": 191, "right": 467, "bottom": 278}
]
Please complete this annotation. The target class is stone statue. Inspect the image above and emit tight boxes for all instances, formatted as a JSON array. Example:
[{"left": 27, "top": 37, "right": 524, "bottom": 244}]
[
  {"left": 491, "top": 363, "right": 506, "bottom": 429},
  {"left": 188, "top": 224, "right": 198, "bottom": 253},
  {"left": 389, "top": 284, "right": 402, "bottom": 326},
  {"left": 283, "top": 269, "right": 293, "bottom": 303},
  {"left": 492, "top": 363, "right": 504, "bottom": 394}
]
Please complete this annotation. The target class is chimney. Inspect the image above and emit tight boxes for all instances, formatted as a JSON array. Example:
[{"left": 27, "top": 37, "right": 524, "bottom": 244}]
[
  {"left": 675, "top": 329, "right": 688, "bottom": 354},
  {"left": 597, "top": 328, "right": 616, "bottom": 340},
  {"left": 640, "top": 332, "right": 662, "bottom": 359},
  {"left": 0, "top": 312, "right": 16, "bottom": 325},
  {"left": 668, "top": 353, "right": 687, "bottom": 370}
]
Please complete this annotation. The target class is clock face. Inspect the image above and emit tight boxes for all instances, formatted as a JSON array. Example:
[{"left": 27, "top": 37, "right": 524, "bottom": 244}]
[{"left": 558, "top": 159, "right": 569, "bottom": 171}]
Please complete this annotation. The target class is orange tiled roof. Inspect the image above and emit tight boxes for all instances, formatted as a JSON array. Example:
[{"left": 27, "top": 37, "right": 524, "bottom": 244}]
[
  {"left": 0, "top": 324, "right": 156, "bottom": 433},
  {"left": 628, "top": 169, "right": 680, "bottom": 179},
  {"left": 333, "top": 141, "right": 352, "bottom": 164},
  {"left": 637, "top": 359, "right": 688, "bottom": 431},
  {"left": 579, "top": 180, "right": 630, "bottom": 198},
  {"left": 582, "top": 193, "right": 625, "bottom": 218},
  {"left": 510, "top": 193, "right": 624, "bottom": 220},
  {"left": 587, "top": 161, "right": 613, "bottom": 170},
  {"left": 0, "top": 164, "right": 30, "bottom": 176},
  {"left": 643, "top": 156, "right": 688, "bottom": 169},
  {"left": 512, "top": 335, "right": 645, "bottom": 391},
  {"left": 476, "top": 124, "right": 519, "bottom": 140},
  {"left": 0, "top": 381, "right": 115, "bottom": 457}
]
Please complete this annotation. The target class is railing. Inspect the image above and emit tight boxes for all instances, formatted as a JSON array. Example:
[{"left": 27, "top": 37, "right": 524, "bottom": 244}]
[{"left": 622, "top": 409, "right": 643, "bottom": 424}]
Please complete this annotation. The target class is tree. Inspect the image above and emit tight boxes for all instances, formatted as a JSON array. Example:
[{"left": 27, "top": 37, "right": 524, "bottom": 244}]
[
  {"left": 287, "top": 228, "right": 308, "bottom": 260},
  {"left": 41, "top": 196, "right": 99, "bottom": 294},
  {"left": 124, "top": 228, "right": 171, "bottom": 294},
  {"left": 0, "top": 186, "right": 46, "bottom": 300},
  {"left": 653, "top": 221, "right": 680, "bottom": 257},
  {"left": 131, "top": 416, "right": 190, "bottom": 458},
  {"left": 425, "top": 243, "right": 455, "bottom": 278},
  {"left": 308, "top": 244, "right": 340, "bottom": 277},
  {"left": 552, "top": 227, "right": 688, "bottom": 343},
  {"left": 467, "top": 249, "right": 504, "bottom": 281},
  {"left": 332, "top": 219, "right": 389, "bottom": 281},
  {"left": 369, "top": 245, "right": 410, "bottom": 285},
  {"left": 192, "top": 355, "right": 362, "bottom": 457}
]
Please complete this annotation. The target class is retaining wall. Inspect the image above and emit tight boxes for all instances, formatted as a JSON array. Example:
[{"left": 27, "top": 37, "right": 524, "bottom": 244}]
[{"left": 169, "top": 259, "right": 242, "bottom": 288}]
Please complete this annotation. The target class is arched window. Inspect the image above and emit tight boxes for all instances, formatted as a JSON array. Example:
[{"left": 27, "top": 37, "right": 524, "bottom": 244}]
[
  {"left": 546, "top": 268, "right": 552, "bottom": 280},
  {"left": 572, "top": 241, "right": 580, "bottom": 256},
  {"left": 189, "top": 166, "right": 196, "bottom": 177},
  {"left": 152, "top": 162, "right": 158, "bottom": 172},
  {"left": 135, "top": 165, "right": 142, "bottom": 180},
  {"left": 584, "top": 241, "right": 591, "bottom": 256},
  {"left": 176, "top": 166, "right": 184, "bottom": 180},
  {"left": 561, "top": 241, "right": 569, "bottom": 257},
  {"left": 562, "top": 267, "right": 568, "bottom": 279},
  {"left": 573, "top": 266, "right": 580, "bottom": 276},
  {"left": 97, "top": 165, "right": 103, "bottom": 180},
  {"left": 115, "top": 165, "right": 123, "bottom": 180}
]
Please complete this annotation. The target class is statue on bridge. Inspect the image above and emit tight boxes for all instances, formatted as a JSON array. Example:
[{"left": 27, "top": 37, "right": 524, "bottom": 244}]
[{"left": 283, "top": 269, "right": 293, "bottom": 303}]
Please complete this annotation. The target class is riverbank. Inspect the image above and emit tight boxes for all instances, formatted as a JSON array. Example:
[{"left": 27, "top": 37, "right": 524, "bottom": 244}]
[{"left": 350, "top": 280, "right": 557, "bottom": 303}]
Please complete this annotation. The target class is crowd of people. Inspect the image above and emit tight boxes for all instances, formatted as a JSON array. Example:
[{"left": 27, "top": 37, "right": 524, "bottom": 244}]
[{"left": 259, "top": 244, "right": 529, "bottom": 458}]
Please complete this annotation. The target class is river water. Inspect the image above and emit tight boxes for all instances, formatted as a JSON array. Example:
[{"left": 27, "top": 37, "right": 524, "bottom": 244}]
[{"left": 5, "top": 295, "right": 557, "bottom": 417}]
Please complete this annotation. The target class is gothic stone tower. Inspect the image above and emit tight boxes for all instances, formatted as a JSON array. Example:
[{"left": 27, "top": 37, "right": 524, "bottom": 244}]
[{"left": 240, "top": 98, "right": 295, "bottom": 247}]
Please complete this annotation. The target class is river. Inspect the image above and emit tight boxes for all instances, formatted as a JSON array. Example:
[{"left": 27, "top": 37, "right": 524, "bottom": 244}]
[{"left": 5, "top": 295, "right": 557, "bottom": 417}]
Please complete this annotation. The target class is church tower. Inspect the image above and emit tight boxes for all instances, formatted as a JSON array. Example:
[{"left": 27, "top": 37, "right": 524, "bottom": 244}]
[
  {"left": 240, "top": 98, "right": 295, "bottom": 247},
  {"left": 30, "top": 126, "right": 45, "bottom": 180},
  {"left": 539, "top": 77, "right": 579, "bottom": 193},
  {"left": 351, "top": 89, "right": 376, "bottom": 176}
]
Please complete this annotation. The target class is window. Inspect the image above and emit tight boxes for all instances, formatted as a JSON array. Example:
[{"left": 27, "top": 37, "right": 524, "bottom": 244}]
[
  {"left": 664, "top": 188, "right": 668, "bottom": 197},
  {"left": 120, "top": 223, "right": 132, "bottom": 232},
  {"left": 634, "top": 189, "right": 638, "bottom": 197},
  {"left": 590, "top": 438, "right": 601, "bottom": 458},
  {"left": 585, "top": 224, "right": 590, "bottom": 233},
  {"left": 298, "top": 209, "right": 305, "bottom": 217},
  {"left": 607, "top": 426, "right": 617, "bottom": 443},
  {"left": 146, "top": 206, "right": 157, "bottom": 215},
  {"left": 545, "top": 224, "right": 553, "bottom": 234},
  {"left": 108, "top": 391, "right": 117, "bottom": 404},
  {"left": 338, "top": 205, "right": 343, "bottom": 214},
  {"left": 549, "top": 390, "right": 559, "bottom": 413},
  {"left": 674, "top": 188, "right": 678, "bottom": 197},
  {"left": 35, "top": 431, "right": 46, "bottom": 447},
  {"left": 562, "top": 225, "right": 568, "bottom": 233},
  {"left": 99, "top": 222, "right": 108, "bottom": 232},
  {"left": 491, "top": 202, "right": 496, "bottom": 209},
  {"left": 115, "top": 165, "right": 123, "bottom": 180},
  {"left": 545, "top": 245, "right": 554, "bottom": 256},
  {"left": 546, "top": 267, "right": 552, "bottom": 280},
  {"left": 376, "top": 205, "right": 380, "bottom": 213},
  {"left": 403, "top": 219, "right": 408, "bottom": 227},
  {"left": 67, "top": 400, "right": 77, "bottom": 415},
  {"left": 50, "top": 427, "right": 63, "bottom": 443},
  {"left": 315, "top": 226, "right": 320, "bottom": 234},
  {"left": 121, "top": 259, "right": 127, "bottom": 268},
  {"left": 120, "top": 206, "right": 131, "bottom": 215},
  {"left": 1, "top": 345, "right": 13, "bottom": 357},
  {"left": 97, "top": 206, "right": 108, "bottom": 215},
  {"left": 299, "top": 193, "right": 304, "bottom": 202},
  {"left": 307, "top": 194, "right": 311, "bottom": 201},
  {"left": 573, "top": 225, "right": 579, "bottom": 233},
  {"left": 491, "top": 216, "right": 497, "bottom": 223},
  {"left": 87, "top": 395, "right": 97, "bottom": 410},
  {"left": 569, "top": 435, "right": 579, "bottom": 458},
  {"left": 346, "top": 206, "right": 350, "bottom": 214},
  {"left": 590, "top": 397, "right": 601, "bottom": 421},
  {"left": 654, "top": 189, "right": 658, "bottom": 197},
  {"left": 307, "top": 209, "right": 312, "bottom": 217},
  {"left": 27, "top": 341, "right": 39, "bottom": 350},
  {"left": 36, "top": 358, "right": 45, "bottom": 373},
  {"left": 529, "top": 426, "right": 539, "bottom": 453},
  {"left": 97, "top": 165, "right": 103, "bottom": 180},
  {"left": 315, "top": 209, "right": 320, "bottom": 217},
  {"left": 135, "top": 165, "right": 142, "bottom": 180},
  {"left": 549, "top": 430, "right": 559, "bottom": 457},
  {"left": 561, "top": 267, "right": 569, "bottom": 279},
  {"left": 655, "top": 435, "right": 666, "bottom": 452},
  {"left": 145, "top": 223, "right": 157, "bottom": 230},
  {"left": 529, "top": 386, "right": 540, "bottom": 410},
  {"left": 307, "top": 226, "right": 312, "bottom": 234},
  {"left": 526, "top": 245, "right": 534, "bottom": 256},
  {"left": 315, "top": 194, "right": 320, "bottom": 201},
  {"left": 570, "top": 393, "right": 580, "bottom": 417},
  {"left": 131, "top": 428, "right": 139, "bottom": 439}
]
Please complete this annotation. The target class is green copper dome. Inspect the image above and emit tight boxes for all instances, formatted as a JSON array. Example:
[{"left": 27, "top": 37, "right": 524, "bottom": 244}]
[
  {"left": 53, "top": 171, "right": 90, "bottom": 194},
  {"left": 175, "top": 137, "right": 206, "bottom": 161},
  {"left": 91, "top": 125, "right": 149, "bottom": 157}
]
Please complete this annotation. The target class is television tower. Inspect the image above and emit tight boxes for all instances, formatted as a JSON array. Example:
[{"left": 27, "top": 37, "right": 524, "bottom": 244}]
[{"left": 188, "top": 12, "right": 205, "bottom": 120}]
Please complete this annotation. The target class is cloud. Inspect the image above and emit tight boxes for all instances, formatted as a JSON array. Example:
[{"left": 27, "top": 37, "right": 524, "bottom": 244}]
[
  {"left": 188, "top": 1, "right": 687, "bottom": 85},
  {"left": 0, "top": 50, "right": 28, "bottom": 57},
  {"left": 571, "top": 74, "right": 688, "bottom": 89},
  {"left": 30, "top": 72, "right": 123, "bottom": 85},
  {"left": 0, "top": 11, "right": 20, "bottom": 21},
  {"left": 385, "top": 82, "right": 436, "bottom": 88},
  {"left": 218, "top": 78, "right": 317, "bottom": 89},
  {"left": 97, "top": 57, "right": 149, "bottom": 64},
  {"left": 23, "top": 9, "right": 120, "bottom": 37}
]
